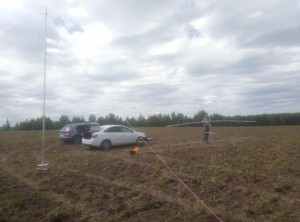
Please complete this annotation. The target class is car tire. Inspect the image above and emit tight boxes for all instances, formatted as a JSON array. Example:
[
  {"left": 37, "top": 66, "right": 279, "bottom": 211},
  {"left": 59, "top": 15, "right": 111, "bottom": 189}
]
[
  {"left": 101, "top": 140, "right": 111, "bottom": 150},
  {"left": 72, "top": 135, "right": 82, "bottom": 144}
]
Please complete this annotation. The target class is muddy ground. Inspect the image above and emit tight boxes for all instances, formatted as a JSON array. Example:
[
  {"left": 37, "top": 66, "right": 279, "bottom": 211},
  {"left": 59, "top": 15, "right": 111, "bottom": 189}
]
[{"left": 0, "top": 126, "right": 299, "bottom": 221}]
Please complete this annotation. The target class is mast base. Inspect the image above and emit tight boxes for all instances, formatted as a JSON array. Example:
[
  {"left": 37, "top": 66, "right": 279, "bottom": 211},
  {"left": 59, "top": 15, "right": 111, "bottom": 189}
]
[{"left": 37, "top": 163, "right": 48, "bottom": 171}]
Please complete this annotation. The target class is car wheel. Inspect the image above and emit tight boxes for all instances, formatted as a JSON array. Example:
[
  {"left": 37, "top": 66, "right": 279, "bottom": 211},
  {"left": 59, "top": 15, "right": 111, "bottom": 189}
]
[
  {"left": 101, "top": 140, "right": 111, "bottom": 150},
  {"left": 136, "top": 137, "right": 144, "bottom": 146},
  {"left": 72, "top": 135, "right": 82, "bottom": 144}
]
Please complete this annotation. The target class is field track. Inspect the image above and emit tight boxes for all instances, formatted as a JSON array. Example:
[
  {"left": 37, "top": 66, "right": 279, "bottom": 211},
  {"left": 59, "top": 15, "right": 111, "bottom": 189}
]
[{"left": 1, "top": 126, "right": 299, "bottom": 221}]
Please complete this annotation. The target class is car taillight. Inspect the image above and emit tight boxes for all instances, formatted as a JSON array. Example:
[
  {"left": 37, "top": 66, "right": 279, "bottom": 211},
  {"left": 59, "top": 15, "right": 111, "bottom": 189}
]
[
  {"left": 92, "top": 134, "right": 97, "bottom": 138},
  {"left": 65, "top": 128, "right": 71, "bottom": 133}
]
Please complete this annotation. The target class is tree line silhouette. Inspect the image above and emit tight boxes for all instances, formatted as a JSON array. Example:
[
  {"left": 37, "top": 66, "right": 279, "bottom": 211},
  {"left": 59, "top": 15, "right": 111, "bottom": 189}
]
[{"left": 1, "top": 111, "right": 300, "bottom": 131}]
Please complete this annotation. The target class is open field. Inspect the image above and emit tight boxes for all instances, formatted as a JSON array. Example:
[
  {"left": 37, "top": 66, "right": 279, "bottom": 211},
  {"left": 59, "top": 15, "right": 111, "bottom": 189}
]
[{"left": 0, "top": 126, "right": 299, "bottom": 222}]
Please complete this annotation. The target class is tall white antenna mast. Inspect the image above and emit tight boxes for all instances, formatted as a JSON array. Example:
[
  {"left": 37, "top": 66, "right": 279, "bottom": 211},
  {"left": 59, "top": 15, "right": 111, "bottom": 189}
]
[{"left": 37, "top": 6, "right": 48, "bottom": 171}]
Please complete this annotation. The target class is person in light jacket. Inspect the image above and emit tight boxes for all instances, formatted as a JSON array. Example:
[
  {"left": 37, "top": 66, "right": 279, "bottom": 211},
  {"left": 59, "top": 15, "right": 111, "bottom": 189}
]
[{"left": 202, "top": 116, "right": 210, "bottom": 144}]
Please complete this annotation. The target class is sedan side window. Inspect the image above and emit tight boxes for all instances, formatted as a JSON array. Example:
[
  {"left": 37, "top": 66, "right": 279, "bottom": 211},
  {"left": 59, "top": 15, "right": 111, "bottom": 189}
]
[
  {"left": 105, "top": 126, "right": 121, "bottom": 133},
  {"left": 120, "top": 127, "right": 133, "bottom": 133}
]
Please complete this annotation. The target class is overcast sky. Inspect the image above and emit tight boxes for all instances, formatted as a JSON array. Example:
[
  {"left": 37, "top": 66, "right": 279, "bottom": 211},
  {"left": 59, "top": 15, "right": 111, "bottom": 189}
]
[{"left": 1, "top": 0, "right": 300, "bottom": 126}]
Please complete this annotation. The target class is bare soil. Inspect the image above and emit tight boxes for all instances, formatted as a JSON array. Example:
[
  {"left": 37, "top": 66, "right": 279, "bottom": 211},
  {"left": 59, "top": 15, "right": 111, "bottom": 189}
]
[{"left": 0, "top": 126, "right": 299, "bottom": 222}]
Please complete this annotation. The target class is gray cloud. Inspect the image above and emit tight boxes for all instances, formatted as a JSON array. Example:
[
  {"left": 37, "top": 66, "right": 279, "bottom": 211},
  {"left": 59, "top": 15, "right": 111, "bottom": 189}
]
[
  {"left": 0, "top": 0, "right": 300, "bottom": 126},
  {"left": 246, "top": 25, "right": 300, "bottom": 47}
]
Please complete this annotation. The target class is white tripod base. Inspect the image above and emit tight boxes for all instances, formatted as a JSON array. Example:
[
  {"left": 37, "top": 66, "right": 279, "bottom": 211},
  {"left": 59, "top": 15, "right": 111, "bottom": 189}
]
[{"left": 37, "top": 163, "right": 48, "bottom": 171}]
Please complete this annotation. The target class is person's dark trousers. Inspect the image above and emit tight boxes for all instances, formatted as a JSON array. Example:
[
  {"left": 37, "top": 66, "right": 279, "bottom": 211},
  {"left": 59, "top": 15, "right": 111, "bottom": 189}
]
[{"left": 204, "top": 133, "right": 209, "bottom": 143}]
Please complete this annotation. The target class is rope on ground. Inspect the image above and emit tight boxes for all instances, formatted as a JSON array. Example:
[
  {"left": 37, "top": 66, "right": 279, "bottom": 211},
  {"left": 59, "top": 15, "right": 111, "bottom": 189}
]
[{"left": 141, "top": 138, "right": 224, "bottom": 222}]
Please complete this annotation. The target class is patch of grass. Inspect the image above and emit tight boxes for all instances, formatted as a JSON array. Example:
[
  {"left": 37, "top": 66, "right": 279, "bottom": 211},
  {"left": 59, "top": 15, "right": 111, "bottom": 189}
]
[
  {"left": 155, "top": 177, "right": 166, "bottom": 188},
  {"left": 63, "top": 187, "right": 90, "bottom": 201},
  {"left": 195, "top": 175, "right": 206, "bottom": 184},
  {"left": 91, "top": 199, "right": 103, "bottom": 208},
  {"left": 3, "top": 197, "right": 23, "bottom": 217},
  {"left": 50, "top": 211, "right": 70, "bottom": 222},
  {"left": 267, "top": 199, "right": 294, "bottom": 221},
  {"left": 133, "top": 202, "right": 146, "bottom": 212},
  {"left": 120, "top": 180, "right": 132, "bottom": 190},
  {"left": 114, "top": 210, "right": 126, "bottom": 220},
  {"left": 207, "top": 195, "right": 218, "bottom": 204},
  {"left": 274, "top": 182, "right": 293, "bottom": 193},
  {"left": 177, "top": 186, "right": 187, "bottom": 198},
  {"left": 192, "top": 204, "right": 204, "bottom": 214},
  {"left": 165, "top": 212, "right": 183, "bottom": 222},
  {"left": 218, "top": 167, "right": 234, "bottom": 182},
  {"left": 232, "top": 213, "right": 245, "bottom": 222},
  {"left": 116, "top": 191, "right": 125, "bottom": 200},
  {"left": 254, "top": 193, "right": 278, "bottom": 215}
]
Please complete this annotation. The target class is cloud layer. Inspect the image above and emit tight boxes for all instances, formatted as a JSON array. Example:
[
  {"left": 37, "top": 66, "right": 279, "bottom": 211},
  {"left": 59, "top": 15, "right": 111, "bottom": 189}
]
[{"left": 1, "top": 0, "right": 300, "bottom": 125}]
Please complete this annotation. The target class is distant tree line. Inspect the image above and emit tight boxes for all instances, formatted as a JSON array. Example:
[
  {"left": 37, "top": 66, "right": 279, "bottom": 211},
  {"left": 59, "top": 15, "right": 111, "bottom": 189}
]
[
  {"left": 1, "top": 111, "right": 300, "bottom": 131},
  {"left": 2, "top": 119, "right": 11, "bottom": 131}
]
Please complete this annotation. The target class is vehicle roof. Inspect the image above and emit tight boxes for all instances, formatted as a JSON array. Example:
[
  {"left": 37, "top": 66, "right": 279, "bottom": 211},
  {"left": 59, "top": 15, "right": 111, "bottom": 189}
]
[
  {"left": 67, "top": 122, "right": 99, "bottom": 126},
  {"left": 100, "top": 125, "right": 129, "bottom": 128}
]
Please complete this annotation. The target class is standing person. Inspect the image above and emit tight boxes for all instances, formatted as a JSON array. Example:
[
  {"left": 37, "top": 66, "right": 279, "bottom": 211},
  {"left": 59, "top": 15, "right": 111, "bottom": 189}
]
[{"left": 202, "top": 116, "right": 210, "bottom": 144}]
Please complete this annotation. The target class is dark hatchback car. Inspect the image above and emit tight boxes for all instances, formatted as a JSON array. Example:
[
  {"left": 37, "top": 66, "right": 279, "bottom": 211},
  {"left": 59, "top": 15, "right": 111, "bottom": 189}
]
[{"left": 59, "top": 123, "right": 99, "bottom": 144}]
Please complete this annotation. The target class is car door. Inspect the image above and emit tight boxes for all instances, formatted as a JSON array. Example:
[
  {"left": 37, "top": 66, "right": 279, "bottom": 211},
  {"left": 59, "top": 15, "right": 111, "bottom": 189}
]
[
  {"left": 104, "top": 126, "right": 124, "bottom": 145},
  {"left": 119, "top": 126, "right": 136, "bottom": 144}
]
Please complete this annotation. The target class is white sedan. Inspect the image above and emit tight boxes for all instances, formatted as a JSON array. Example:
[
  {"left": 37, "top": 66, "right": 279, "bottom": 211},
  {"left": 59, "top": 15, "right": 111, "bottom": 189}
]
[{"left": 82, "top": 125, "right": 146, "bottom": 149}]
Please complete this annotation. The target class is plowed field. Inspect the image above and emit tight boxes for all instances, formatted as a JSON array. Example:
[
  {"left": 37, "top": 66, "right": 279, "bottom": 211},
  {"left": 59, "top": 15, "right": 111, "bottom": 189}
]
[{"left": 0, "top": 126, "right": 299, "bottom": 221}]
